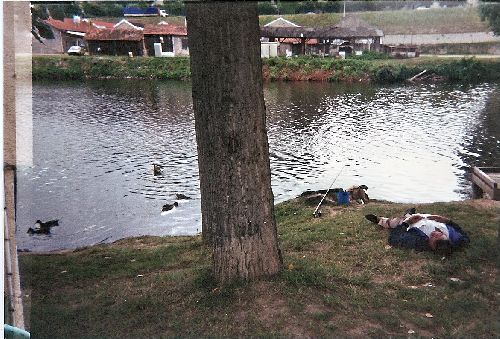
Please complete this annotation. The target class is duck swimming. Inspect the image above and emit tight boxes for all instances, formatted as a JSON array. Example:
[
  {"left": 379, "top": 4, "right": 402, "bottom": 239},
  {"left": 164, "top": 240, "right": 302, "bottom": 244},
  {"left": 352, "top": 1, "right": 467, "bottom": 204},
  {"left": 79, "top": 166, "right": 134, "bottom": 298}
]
[
  {"left": 152, "top": 164, "right": 162, "bottom": 176},
  {"left": 161, "top": 201, "right": 178, "bottom": 212},
  {"left": 175, "top": 193, "right": 192, "bottom": 200},
  {"left": 27, "top": 219, "right": 59, "bottom": 235}
]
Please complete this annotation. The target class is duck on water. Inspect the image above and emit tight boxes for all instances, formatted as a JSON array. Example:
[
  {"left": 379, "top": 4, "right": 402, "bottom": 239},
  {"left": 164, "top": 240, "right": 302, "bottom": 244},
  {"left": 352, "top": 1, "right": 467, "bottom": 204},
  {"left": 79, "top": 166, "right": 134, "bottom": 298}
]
[
  {"left": 152, "top": 164, "right": 162, "bottom": 176},
  {"left": 27, "top": 219, "right": 59, "bottom": 235},
  {"left": 161, "top": 201, "right": 178, "bottom": 212}
]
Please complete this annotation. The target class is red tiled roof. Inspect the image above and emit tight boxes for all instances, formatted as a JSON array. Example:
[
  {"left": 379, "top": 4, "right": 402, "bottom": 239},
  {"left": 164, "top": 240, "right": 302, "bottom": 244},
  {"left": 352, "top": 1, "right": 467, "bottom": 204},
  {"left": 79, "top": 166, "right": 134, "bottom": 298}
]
[
  {"left": 90, "top": 20, "right": 116, "bottom": 30},
  {"left": 85, "top": 28, "right": 143, "bottom": 41},
  {"left": 44, "top": 17, "right": 114, "bottom": 33},
  {"left": 143, "top": 24, "right": 187, "bottom": 36}
]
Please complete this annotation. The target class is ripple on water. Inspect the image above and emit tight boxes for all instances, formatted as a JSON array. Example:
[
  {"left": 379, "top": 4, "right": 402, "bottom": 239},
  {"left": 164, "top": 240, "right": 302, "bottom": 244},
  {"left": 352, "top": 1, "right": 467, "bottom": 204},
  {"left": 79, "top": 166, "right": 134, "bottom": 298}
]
[{"left": 17, "top": 81, "right": 500, "bottom": 251}]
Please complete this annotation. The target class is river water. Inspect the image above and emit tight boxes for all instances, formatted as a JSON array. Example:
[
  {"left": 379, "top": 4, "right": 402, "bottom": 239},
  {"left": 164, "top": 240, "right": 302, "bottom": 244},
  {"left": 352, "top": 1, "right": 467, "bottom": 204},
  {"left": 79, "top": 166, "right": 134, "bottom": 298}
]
[{"left": 17, "top": 80, "right": 500, "bottom": 251}]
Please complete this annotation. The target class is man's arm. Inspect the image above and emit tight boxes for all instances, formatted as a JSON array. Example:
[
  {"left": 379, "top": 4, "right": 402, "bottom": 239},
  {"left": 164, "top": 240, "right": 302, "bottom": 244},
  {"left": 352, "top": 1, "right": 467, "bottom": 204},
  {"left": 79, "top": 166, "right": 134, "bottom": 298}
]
[
  {"left": 427, "top": 215, "right": 451, "bottom": 224},
  {"left": 404, "top": 214, "right": 425, "bottom": 225}
]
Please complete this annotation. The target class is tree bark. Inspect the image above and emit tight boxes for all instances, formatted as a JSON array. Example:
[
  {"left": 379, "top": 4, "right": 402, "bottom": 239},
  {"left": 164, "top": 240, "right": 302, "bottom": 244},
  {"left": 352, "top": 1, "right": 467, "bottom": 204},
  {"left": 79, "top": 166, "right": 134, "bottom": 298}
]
[{"left": 186, "top": 1, "right": 283, "bottom": 283}]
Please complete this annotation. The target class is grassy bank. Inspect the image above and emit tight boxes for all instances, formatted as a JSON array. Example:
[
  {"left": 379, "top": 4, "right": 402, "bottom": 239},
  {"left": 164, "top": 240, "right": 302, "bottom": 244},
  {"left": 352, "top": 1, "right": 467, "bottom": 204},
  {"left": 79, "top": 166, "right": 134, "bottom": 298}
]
[
  {"left": 20, "top": 199, "right": 499, "bottom": 338},
  {"left": 263, "top": 55, "right": 500, "bottom": 83},
  {"left": 32, "top": 54, "right": 500, "bottom": 84},
  {"left": 260, "top": 7, "right": 489, "bottom": 34},
  {"left": 32, "top": 55, "right": 191, "bottom": 81}
]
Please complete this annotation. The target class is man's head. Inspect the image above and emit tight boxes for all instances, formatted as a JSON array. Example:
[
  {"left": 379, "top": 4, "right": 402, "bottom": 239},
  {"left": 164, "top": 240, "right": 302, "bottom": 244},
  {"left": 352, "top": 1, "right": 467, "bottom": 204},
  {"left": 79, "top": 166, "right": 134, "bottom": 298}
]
[{"left": 429, "top": 229, "right": 451, "bottom": 254}]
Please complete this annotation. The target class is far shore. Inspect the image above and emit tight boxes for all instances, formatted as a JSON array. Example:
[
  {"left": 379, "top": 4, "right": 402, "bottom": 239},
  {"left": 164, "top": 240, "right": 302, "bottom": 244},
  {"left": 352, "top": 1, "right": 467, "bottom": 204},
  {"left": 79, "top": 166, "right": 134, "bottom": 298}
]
[{"left": 32, "top": 54, "right": 500, "bottom": 84}]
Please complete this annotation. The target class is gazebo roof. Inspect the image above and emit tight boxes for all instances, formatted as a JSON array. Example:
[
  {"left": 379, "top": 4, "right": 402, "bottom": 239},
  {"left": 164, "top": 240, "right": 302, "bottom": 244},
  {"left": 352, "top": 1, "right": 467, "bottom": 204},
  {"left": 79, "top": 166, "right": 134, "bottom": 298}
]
[{"left": 261, "top": 15, "right": 383, "bottom": 39}]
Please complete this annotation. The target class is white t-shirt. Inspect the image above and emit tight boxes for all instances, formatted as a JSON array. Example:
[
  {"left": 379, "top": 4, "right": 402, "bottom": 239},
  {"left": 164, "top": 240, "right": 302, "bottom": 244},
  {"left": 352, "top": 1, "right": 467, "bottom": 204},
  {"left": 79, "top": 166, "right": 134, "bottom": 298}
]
[{"left": 404, "top": 214, "right": 449, "bottom": 239}]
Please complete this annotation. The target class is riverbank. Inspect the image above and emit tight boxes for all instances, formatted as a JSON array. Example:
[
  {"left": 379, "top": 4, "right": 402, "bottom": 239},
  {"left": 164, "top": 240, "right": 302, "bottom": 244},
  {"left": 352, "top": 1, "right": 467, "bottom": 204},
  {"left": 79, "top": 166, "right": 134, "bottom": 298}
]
[
  {"left": 32, "top": 54, "right": 500, "bottom": 83},
  {"left": 19, "top": 198, "right": 499, "bottom": 338}
]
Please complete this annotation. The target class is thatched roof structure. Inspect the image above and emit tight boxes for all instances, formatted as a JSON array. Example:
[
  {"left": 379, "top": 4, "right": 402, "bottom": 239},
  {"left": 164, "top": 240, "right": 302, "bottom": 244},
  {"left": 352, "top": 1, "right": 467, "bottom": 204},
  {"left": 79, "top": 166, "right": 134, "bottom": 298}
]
[{"left": 261, "top": 15, "right": 383, "bottom": 40}]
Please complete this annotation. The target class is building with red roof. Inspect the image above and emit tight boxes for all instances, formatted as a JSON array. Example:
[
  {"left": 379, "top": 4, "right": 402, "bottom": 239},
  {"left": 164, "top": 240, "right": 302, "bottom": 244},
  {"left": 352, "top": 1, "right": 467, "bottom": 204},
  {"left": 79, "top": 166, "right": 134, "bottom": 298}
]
[
  {"left": 143, "top": 22, "right": 189, "bottom": 57},
  {"left": 34, "top": 16, "right": 115, "bottom": 54},
  {"left": 85, "top": 26, "right": 145, "bottom": 56},
  {"left": 36, "top": 17, "right": 191, "bottom": 57}
]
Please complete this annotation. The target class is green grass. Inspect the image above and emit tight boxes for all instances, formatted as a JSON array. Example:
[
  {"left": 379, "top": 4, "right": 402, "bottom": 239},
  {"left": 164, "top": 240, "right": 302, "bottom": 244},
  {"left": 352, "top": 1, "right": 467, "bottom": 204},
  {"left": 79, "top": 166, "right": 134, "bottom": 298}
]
[
  {"left": 98, "top": 7, "right": 488, "bottom": 35},
  {"left": 260, "top": 7, "right": 489, "bottom": 34},
  {"left": 20, "top": 199, "right": 499, "bottom": 338},
  {"left": 96, "top": 16, "right": 186, "bottom": 26}
]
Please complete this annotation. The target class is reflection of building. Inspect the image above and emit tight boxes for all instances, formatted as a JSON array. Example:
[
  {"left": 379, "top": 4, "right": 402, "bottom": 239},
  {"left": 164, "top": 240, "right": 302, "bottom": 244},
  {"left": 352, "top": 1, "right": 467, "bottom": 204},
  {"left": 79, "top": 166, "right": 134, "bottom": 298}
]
[{"left": 261, "top": 15, "right": 383, "bottom": 57}]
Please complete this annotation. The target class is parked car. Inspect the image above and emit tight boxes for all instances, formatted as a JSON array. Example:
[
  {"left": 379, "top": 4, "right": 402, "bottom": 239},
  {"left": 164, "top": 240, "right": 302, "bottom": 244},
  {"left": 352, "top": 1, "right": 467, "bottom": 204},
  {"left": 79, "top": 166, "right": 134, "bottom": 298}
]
[{"left": 67, "top": 46, "right": 85, "bottom": 56}]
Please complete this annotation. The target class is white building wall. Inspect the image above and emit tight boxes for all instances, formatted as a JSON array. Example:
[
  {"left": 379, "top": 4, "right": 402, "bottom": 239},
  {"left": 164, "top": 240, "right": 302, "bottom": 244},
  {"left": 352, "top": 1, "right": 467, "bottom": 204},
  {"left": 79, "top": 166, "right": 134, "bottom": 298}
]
[
  {"left": 172, "top": 36, "right": 189, "bottom": 56},
  {"left": 32, "top": 29, "right": 64, "bottom": 54},
  {"left": 383, "top": 32, "right": 500, "bottom": 45}
]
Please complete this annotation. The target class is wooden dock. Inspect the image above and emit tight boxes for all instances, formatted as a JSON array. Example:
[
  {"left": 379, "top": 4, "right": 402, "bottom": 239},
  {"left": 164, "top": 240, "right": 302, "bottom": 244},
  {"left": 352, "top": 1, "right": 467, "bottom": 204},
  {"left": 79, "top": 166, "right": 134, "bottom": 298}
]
[{"left": 471, "top": 167, "right": 500, "bottom": 200}]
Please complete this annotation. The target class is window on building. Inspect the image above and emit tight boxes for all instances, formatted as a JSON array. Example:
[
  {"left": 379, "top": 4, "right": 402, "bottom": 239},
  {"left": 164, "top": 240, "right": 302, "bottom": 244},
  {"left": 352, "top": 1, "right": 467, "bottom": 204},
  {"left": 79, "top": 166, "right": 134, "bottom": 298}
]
[
  {"left": 181, "top": 38, "right": 189, "bottom": 50},
  {"left": 163, "top": 36, "right": 173, "bottom": 52}
]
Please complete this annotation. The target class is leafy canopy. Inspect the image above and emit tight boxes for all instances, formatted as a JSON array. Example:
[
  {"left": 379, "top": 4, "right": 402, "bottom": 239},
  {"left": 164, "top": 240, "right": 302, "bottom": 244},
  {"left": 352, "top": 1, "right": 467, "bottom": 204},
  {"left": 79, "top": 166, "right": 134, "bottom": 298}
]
[{"left": 479, "top": 2, "right": 500, "bottom": 35}]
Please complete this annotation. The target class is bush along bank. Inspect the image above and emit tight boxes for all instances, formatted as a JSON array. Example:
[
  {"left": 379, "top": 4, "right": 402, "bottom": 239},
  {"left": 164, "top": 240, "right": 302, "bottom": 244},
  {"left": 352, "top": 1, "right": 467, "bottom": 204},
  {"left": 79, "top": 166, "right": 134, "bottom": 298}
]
[
  {"left": 263, "top": 55, "right": 500, "bottom": 83},
  {"left": 32, "top": 55, "right": 500, "bottom": 84},
  {"left": 32, "top": 55, "right": 191, "bottom": 81}
]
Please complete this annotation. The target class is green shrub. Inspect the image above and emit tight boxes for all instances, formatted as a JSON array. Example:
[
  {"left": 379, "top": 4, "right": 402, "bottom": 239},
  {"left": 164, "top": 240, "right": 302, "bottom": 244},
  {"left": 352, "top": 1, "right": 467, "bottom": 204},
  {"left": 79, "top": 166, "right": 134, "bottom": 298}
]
[
  {"left": 435, "top": 58, "right": 488, "bottom": 82},
  {"left": 350, "top": 51, "right": 390, "bottom": 60}
]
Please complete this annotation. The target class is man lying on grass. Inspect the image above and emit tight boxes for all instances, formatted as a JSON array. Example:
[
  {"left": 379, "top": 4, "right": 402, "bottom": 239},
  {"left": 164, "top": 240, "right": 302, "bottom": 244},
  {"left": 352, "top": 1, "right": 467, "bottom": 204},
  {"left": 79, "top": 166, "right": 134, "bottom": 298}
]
[{"left": 365, "top": 208, "right": 470, "bottom": 255}]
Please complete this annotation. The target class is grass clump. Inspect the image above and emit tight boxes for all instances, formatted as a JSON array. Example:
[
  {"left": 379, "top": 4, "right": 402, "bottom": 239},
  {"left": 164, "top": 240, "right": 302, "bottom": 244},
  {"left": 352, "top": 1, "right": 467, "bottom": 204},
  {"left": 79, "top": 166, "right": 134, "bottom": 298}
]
[{"left": 20, "top": 199, "right": 499, "bottom": 338}]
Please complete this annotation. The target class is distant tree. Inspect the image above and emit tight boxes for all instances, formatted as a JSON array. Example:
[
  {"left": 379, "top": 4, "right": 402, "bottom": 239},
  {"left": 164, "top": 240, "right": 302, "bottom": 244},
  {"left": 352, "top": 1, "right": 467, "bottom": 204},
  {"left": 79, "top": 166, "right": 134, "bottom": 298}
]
[
  {"left": 258, "top": 2, "right": 278, "bottom": 15},
  {"left": 31, "top": 4, "right": 53, "bottom": 40},
  {"left": 79, "top": 1, "right": 124, "bottom": 17},
  {"left": 45, "top": 4, "right": 66, "bottom": 20},
  {"left": 81, "top": 2, "right": 108, "bottom": 17},
  {"left": 479, "top": 2, "right": 500, "bottom": 35},
  {"left": 186, "top": 1, "right": 283, "bottom": 284}
]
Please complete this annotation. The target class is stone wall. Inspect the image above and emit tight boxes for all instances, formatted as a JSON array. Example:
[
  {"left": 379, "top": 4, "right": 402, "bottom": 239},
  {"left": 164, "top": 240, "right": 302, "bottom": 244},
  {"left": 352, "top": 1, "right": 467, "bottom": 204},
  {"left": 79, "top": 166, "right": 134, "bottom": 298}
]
[{"left": 383, "top": 32, "right": 500, "bottom": 45}]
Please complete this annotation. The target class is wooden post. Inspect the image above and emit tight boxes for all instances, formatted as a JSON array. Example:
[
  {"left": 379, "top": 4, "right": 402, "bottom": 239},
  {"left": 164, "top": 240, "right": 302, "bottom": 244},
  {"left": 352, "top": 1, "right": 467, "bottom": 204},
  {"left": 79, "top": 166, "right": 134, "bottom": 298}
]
[
  {"left": 472, "top": 182, "right": 483, "bottom": 199},
  {"left": 141, "top": 36, "right": 148, "bottom": 57},
  {"left": 471, "top": 167, "right": 500, "bottom": 200}
]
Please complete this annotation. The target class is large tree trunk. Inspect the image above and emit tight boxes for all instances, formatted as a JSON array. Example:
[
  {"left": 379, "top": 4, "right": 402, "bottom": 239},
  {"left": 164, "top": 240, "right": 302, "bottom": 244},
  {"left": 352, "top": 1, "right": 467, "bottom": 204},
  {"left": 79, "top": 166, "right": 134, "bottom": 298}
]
[{"left": 186, "top": 2, "right": 283, "bottom": 283}]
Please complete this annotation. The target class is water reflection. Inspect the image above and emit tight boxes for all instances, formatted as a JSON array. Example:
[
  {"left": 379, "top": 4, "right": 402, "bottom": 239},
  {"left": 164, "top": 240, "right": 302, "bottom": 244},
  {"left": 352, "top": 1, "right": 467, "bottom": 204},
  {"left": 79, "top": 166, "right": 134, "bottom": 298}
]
[
  {"left": 266, "top": 82, "right": 499, "bottom": 202},
  {"left": 17, "top": 81, "right": 500, "bottom": 251}
]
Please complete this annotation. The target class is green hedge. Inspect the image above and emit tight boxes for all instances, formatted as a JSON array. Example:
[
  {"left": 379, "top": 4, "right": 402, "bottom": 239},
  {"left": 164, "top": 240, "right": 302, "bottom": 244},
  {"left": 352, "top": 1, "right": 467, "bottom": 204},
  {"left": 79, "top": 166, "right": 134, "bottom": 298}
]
[
  {"left": 32, "top": 56, "right": 191, "bottom": 81},
  {"left": 32, "top": 55, "right": 500, "bottom": 84}
]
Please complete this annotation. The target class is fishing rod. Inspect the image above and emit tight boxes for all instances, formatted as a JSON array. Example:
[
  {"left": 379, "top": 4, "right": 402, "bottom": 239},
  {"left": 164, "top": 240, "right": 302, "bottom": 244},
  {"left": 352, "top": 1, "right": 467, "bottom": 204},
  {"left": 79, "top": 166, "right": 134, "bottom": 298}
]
[
  {"left": 310, "top": 100, "right": 371, "bottom": 218},
  {"left": 313, "top": 164, "right": 346, "bottom": 218}
]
